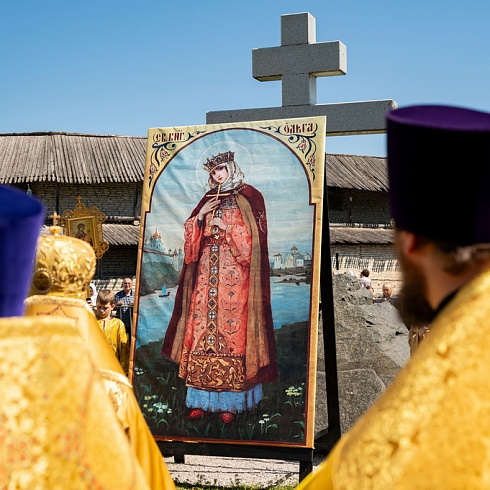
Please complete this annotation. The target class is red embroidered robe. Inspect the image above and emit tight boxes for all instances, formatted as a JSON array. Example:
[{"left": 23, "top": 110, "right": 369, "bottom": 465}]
[{"left": 161, "top": 184, "right": 277, "bottom": 392}]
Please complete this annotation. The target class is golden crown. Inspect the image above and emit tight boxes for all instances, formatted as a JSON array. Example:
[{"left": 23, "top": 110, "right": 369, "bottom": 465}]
[
  {"left": 29, "top": 226, "right": 96, "bottom": 300},
  {"left": 204, "top": 151, "right": 234, "bottom": 172}
]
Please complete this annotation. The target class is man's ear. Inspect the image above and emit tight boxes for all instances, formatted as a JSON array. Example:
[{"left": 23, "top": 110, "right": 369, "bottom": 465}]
[{"left": 397, "top": 230, "right": 425, "bottom": 256}]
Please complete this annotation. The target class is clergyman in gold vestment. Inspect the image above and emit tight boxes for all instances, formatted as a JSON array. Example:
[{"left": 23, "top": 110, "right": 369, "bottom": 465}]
[
  {"left": 296, "top": 105, "right": 490, "bottom": 489},
  {"left": 25, "top": 223, "right": 175, "bottom": 490},
  {"left": 0, "top": 316, "right": 152, "bottom": 489},
  {"left": 0, "top": 185, "right": 151, "bottom": 488}
]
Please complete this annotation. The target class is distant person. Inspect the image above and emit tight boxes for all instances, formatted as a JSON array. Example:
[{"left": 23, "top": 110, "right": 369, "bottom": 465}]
[
  {"left": 373, "top": 282, "right": 396, "bottom": 305},
  {"left": 359, "top": 268, "right": 372, "bottom": 288},
  {"left": 87, "top": 282, "right": 97, "bottom": 309},
  {"left": 295, "top": 104, "right": 490, "bottom": 488},
  {"left": 378, "top": 282, "right": 397, "bottom": 306},
  {"left": 381, "top": 282, "right": 393, "bottom": 299},
  {"left": 96, "top": 289, "right": 129, "bottom": 375},
  {"left": 115, "top": 277, "right": 134, "bottom": 340}
]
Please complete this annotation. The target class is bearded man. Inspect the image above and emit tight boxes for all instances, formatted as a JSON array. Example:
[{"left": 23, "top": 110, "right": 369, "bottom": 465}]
[{"left": 296, "top": 105, "right": 490, "bottom": 489}]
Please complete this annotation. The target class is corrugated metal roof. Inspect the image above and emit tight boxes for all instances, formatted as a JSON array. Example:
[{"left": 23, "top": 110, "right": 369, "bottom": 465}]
[{"left": 0, "top": 132, "right": 388, "bottom": 191}]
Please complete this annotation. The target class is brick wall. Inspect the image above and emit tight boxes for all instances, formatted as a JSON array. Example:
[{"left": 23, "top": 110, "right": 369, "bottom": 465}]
[
  {"left": 16, "top": 182, "right": 141, "bottom": 281},
  {"left": 27, "top": 182, "right": 142, "bottom": 219},
  {"left": 327, "top": 189, "right": 391, "bottom": 226},
  {"left": 95, "top": 246, "right": 137, "bottom": 279}
]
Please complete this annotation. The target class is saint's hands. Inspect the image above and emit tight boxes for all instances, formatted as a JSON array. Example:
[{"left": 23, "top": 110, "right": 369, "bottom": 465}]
[{"left": 198, "top": 197, "right": 220, "bottom": 221}]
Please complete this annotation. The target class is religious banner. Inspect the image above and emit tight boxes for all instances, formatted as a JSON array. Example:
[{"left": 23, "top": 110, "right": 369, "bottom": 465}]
[
  {"left": 132, "top": 116, "right": 325, "bottom": 448},
  {"left": 60, "top": 196, "right": 109, "bottom": 259}
]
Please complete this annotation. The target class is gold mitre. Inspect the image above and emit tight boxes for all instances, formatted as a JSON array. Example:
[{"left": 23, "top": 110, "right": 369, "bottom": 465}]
[{"left": 29, "top": 225, "right": 96, "bottom": 299}]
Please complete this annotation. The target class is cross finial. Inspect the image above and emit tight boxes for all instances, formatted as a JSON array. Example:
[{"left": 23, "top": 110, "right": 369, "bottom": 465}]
[
  {"left": 76, "top": 196, "right": 83, "bottom": 205},
  {"left": 47, "top": 211, "right": 62, "bottom": 236},
  {"left": 49, "top": 211, "right": 60, "bottom": 227},
  {"left": 252, "top": 12, "right": 346, "bottom": 106}
]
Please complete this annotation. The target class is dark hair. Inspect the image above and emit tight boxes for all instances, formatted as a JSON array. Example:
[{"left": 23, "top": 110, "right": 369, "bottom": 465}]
[{"left": 360, "top": 269, "right": 370, "bottom": 277}]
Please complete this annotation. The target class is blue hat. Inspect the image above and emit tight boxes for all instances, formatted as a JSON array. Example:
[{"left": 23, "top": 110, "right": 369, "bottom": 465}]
[
  {"left": 0, "top": 185, "right": 45, "bottom": 317},
  {"left": 387, "top": 105, "right": 490, "bottom": 246}
]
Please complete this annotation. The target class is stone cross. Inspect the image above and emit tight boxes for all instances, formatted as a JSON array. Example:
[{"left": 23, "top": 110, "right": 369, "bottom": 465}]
[
  {"left": 207, "top": 12, "right": 397, "bottom": 135},
  {"left": 254, "top": 12, "right": 347, "bottom": 107},
  {"left": 206, "top": 11, "right": 398, "bottom": 454}
]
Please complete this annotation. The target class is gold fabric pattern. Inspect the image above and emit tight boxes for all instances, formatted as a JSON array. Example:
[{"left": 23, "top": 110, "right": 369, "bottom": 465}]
[
  {"left": 0, "top": 316, "right": 149, "bottom": 489},
  {"left": 99, "top": 369, "right": 133, "bottom": 417},
  {"left": 25, "top": 295, "right": 175, "bottom": 490},
  {"left": 297, "top": 267, "right": 490, "bottom": 489},
  {"left": 26, "top": 256, "right": 175, "bottom": 490}
]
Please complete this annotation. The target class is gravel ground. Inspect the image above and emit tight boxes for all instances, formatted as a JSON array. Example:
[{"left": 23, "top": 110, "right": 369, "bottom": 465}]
[{"left": 164, "top": 452, "right": 327, "bottom": 488}]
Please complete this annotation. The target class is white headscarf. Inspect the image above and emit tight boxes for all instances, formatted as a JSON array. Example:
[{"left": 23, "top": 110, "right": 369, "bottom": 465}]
[
  {"left": 207, "top": 160, "right": 244, "bottom": 192},
  {"left": 89, "top": 283, "right": 97, "bottom": 304}
]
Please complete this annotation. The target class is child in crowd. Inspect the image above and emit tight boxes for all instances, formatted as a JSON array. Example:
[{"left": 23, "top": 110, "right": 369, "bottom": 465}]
[
  {"left": 96, "top": 289, "right": 129, "bottom": 375},
  {"left": 359, "top": 269, "right": 372, "bottom": 288}
]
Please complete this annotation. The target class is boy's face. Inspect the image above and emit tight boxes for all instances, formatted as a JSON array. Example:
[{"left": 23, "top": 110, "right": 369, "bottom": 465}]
[{"left": 96, "top": 301, "right": 113, "bottom": 319}]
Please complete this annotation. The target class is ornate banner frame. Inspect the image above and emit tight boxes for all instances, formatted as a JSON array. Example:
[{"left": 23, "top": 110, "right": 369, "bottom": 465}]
[
  {"left": 60, "top": 196, "right": 109, "bottom": 259},
  {"left": 132, "top": 117, "right": 325, "bottom": 449}
]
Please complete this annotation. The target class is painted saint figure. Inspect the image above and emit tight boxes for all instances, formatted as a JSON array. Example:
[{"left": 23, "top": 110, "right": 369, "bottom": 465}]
[
  {"left": 75, "top": 222, "right": 93, "bottom": 246},
  {"left": 161, "top": 151, "right": 277, "bottom": 423}
]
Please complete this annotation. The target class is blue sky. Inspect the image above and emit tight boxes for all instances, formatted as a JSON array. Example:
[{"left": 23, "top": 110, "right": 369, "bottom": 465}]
[{"left": 1, "top": 1, "right": 489, "bottom": 156}]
